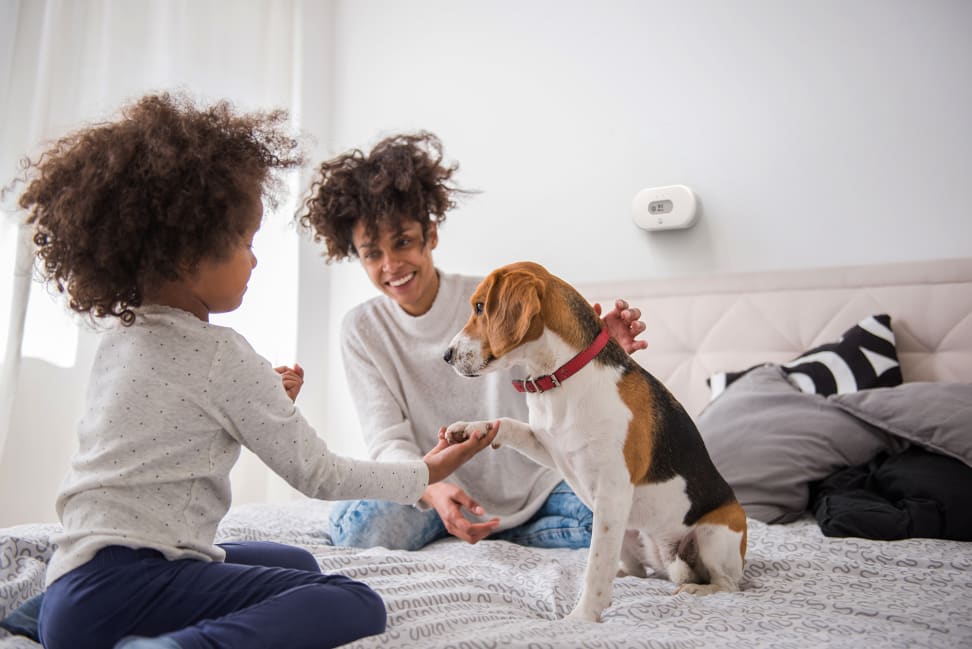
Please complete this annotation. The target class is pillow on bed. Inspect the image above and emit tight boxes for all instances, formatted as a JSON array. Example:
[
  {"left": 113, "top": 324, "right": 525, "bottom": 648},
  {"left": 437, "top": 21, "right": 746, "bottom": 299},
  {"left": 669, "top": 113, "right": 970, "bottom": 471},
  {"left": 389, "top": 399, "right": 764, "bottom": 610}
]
[
  {"left": 810, "top": 383, "right": 972, "bottom": 541},
  {"left": 697, "top": 364, "right": 892, "bottom": 523},
  {"left": 707, "top": 314, "right": 902, "bottom": 399},
  {"left": 830, "top": 382, "right": 972, "bottom": 466}
]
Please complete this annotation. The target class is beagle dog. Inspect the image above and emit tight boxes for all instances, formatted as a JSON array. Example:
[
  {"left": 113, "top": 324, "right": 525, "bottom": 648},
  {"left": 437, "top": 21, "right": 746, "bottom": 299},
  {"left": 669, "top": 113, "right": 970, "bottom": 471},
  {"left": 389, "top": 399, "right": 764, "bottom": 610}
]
[{"left": 443, "top": 261, "right": 746, "bottom": 622}]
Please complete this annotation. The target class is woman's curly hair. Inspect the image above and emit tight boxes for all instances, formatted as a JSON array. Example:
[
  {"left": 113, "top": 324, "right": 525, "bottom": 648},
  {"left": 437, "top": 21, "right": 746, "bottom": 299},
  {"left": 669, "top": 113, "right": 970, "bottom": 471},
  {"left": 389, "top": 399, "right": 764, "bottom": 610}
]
[
  {"left": 297, "top": 131, "right": 468, "bottom": 262},
  {"left": 16, "top": 92, "right": 303, "bottom": 324}
]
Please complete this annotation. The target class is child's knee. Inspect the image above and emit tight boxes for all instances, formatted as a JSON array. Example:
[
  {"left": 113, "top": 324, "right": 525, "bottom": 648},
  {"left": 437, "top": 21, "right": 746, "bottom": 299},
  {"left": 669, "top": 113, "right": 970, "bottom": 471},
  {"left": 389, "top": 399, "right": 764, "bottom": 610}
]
[
  {"left": 220, "top": 541, "right": 321, "bottom": 573},
  {"left": 351, "top": 582, "right": 387, "bottom": 636},
  {"left": 284, "top": 546, "right": 320, "bottom": 573},
  {"left": 304, "top": 580, "right": 386, "bottom": 641}
]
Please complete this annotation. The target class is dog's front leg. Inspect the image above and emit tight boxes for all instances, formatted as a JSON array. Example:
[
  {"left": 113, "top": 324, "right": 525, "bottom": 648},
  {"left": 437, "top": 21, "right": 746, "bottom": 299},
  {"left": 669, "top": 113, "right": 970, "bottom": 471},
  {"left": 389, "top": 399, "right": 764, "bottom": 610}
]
[
  {"left": 566, "top": 479, "right": 634, "bottom": 622},
  {"left": 444, "top": 417, "right": 557, "bottom": 469}
]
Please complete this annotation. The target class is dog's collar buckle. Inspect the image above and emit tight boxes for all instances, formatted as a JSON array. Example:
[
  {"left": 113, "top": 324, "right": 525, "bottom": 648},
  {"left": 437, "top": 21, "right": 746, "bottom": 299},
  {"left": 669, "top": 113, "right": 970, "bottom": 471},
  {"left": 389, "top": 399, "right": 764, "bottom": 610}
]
[{"left": 512, "top": 327, "right": 610, "bottom": 394}]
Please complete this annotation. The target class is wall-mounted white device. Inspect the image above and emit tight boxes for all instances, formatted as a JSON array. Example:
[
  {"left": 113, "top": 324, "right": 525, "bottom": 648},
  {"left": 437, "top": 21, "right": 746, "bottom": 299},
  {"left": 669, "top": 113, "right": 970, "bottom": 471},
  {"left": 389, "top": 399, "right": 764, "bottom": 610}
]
[{"left": 632, "top": 184, "right": 698, "bottom": 231}]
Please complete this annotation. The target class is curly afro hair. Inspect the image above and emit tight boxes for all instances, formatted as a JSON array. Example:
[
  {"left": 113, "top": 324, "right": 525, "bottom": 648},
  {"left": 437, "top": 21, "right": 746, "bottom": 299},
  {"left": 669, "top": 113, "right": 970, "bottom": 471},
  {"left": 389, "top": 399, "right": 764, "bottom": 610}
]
[
  {"left": 297, "top": 131, "right": 468, "bottom": 263},
  {"left": 17, "top": 92, "right": 304, "bottom": 324}
]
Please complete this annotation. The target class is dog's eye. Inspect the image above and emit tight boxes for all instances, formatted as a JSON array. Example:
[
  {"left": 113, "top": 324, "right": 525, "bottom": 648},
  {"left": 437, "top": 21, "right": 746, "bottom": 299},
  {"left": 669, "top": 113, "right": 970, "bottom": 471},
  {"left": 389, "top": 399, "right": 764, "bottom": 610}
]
[{"left": 474, "top": 302, "right": 484, "bottom": 315}]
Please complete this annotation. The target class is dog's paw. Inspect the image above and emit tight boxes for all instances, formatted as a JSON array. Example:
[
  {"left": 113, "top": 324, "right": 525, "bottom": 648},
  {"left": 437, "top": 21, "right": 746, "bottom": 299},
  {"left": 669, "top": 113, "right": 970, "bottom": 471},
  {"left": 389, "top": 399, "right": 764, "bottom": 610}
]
[
  {"left": 444, "top": 421, "right": 494, "bottom": 445},
  {"left": 565, "top": 607, "right": 601, "bottom": 623},
  {"left": 443, "top": 422, "right": 469, "bottom": 444},
  {"left": 674, "top": 582, "right": 732, "bottom": 596}
]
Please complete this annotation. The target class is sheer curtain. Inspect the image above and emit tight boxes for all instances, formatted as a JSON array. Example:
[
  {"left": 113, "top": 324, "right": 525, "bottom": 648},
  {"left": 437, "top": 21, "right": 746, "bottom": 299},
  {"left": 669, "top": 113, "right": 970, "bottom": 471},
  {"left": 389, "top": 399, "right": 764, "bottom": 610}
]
[{"left": 0, "top": 0, "right": 330, "bottom": 526}]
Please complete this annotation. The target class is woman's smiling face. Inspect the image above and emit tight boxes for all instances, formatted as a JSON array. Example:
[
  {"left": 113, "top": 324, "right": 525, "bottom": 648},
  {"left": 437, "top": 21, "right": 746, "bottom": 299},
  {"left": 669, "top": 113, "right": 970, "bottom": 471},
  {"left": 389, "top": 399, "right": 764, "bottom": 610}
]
[{"left": 352, "top": 218, "right": 439, "bottom": 316}]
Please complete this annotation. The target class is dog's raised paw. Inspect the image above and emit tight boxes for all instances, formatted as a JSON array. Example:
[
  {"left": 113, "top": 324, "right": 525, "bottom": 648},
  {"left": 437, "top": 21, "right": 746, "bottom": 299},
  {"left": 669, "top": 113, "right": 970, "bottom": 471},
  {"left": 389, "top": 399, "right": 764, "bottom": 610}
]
[
  {"left": 444, "top": 421, "right": 491, "bottom": 444},
  {"left": 444, "top": 425, "right": 469, "bottom": 444}
]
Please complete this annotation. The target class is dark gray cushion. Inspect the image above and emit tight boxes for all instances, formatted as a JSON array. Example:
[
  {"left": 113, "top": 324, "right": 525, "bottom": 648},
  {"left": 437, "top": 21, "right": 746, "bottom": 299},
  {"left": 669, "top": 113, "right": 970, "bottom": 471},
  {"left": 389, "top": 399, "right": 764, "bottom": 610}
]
[
  {"left": 697, "top": 365, "right": 892, "bottom": 523},
  {"left": 830, "top": 382, "right": 972, "bottom": 467}
]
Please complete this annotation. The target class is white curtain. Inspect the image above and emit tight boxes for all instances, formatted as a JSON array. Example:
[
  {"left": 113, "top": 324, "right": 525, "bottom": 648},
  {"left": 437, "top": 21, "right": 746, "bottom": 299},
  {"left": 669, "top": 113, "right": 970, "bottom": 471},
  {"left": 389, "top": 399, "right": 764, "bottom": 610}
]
[{"left": 0, "top": 0, "right": 329, "bottom": 526}]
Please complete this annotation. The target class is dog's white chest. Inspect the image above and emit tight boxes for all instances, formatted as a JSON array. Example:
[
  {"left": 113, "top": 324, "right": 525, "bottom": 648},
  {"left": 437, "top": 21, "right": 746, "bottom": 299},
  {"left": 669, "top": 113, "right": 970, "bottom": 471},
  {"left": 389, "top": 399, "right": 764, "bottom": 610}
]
[{"left": 526, "top": 365, "right": 631, "bottom": 506}]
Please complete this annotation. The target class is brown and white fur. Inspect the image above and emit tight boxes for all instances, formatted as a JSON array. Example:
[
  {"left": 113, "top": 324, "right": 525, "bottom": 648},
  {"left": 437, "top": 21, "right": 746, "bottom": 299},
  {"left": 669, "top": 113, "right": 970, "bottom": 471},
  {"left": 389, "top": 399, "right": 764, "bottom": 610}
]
[{"left": 443, "top": 261, "right": 746, "bottom": 622}]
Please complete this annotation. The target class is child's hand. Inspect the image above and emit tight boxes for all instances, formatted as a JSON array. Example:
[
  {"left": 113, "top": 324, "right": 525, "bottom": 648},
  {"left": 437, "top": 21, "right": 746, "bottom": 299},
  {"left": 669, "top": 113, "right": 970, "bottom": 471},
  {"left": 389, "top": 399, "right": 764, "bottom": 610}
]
[
  {"left": 423, "top": 422, "right": 499, "bottom": 484},
  {"left": 274, "top": 363, "right": 304, "bottom": 402}
]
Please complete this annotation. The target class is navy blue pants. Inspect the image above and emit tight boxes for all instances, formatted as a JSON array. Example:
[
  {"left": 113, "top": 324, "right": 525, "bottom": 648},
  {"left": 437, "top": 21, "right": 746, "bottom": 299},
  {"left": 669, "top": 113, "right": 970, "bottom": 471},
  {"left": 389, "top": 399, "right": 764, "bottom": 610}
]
[{"left": 38, "top": 541, "right": 385, "bottom": 649}]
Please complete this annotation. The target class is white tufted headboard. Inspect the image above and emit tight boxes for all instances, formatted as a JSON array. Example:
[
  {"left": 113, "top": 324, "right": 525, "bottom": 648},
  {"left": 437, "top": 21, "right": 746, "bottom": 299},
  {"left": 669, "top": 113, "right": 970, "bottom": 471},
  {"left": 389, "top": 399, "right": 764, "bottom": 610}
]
[{"left": 575, "top": 257, "right": 972, "bottom": 419}]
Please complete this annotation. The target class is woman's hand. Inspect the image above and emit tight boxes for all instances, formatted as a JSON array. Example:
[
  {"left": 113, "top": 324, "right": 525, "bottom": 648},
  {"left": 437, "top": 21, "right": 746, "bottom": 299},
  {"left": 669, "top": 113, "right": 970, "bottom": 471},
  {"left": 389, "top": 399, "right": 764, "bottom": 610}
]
[
  {"left": 274, "top": 363, "right": 304, "bottom": 401},
  {"left": 421, "top": 422, "right": 501, "bottom": 543},
  {"left": 422, "top": 482, "right": 500, "bottom": 544},
  {"left": 595, "top": 299, "right": 647, "bottom": 354}
]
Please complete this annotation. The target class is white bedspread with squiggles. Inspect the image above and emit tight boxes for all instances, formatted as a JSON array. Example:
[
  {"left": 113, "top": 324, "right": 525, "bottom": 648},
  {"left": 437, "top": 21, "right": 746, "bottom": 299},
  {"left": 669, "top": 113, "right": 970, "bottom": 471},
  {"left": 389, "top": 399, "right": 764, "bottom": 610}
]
[{"left": 3, "top": 501, "right": 971, "bottom": 648}]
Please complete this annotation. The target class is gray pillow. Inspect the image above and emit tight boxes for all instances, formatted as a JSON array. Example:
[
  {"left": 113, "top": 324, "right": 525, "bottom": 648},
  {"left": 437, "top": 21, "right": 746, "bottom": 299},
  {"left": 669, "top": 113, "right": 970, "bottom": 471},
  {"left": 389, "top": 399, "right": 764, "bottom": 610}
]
[
  {"left": 830, "top": 383, "right": 972, "bottom": 467},
  {"left": 697, "top": 365, "right": 892, "bottom": 523}
]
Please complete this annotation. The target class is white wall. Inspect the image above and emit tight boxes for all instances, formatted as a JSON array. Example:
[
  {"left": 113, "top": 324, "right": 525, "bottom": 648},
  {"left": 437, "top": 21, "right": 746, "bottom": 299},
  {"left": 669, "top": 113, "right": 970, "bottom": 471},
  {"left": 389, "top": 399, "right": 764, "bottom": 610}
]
[
  {"left": 3, "top": 0, "right": 970, "bottom": 525},
  {"left": 302, "top": 0, "right": 972, "bottom": 458}
]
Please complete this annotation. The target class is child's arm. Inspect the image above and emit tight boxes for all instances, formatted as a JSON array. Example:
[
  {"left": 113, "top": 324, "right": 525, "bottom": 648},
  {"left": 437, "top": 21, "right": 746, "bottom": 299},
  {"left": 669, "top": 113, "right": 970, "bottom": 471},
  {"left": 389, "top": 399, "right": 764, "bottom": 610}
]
[{"left": 219, "top": 334, "right": 491, "bottom": 505}]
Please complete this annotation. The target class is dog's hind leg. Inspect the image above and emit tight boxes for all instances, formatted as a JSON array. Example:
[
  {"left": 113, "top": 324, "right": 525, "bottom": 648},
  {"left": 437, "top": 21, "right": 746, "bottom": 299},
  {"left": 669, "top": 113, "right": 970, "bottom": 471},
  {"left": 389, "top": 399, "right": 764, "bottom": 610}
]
[
  {"left": 567, "top": 481, "right": 634, "bottom": 622},
  {"left": 674, "top": 523, "right": 744, "bottom": 596},
  {"left": 618, "top": 530, "right": 649, "bottom": 577},
  {"left": 666, "top": 530, "right": 702, "bottom": 586}
]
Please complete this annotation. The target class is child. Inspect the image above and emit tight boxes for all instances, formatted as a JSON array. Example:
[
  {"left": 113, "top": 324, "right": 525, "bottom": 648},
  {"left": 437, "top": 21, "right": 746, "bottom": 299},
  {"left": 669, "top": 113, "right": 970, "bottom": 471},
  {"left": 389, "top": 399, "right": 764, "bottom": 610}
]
[
  {"left": 297, "top": 131, "right": 646, "bottom": 551},
  {"left": 16, "top": 93, "right": 497, "bottom": 649}
]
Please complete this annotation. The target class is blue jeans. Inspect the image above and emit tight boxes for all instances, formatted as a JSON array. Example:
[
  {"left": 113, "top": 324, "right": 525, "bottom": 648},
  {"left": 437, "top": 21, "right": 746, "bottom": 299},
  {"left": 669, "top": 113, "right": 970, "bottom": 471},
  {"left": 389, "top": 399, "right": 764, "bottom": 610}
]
[
  {"left": 329, "top": 480, "right": 592, "bottom": 550},
  {"left": 38, "top": 541, "right": 385, "bottom": 649}
]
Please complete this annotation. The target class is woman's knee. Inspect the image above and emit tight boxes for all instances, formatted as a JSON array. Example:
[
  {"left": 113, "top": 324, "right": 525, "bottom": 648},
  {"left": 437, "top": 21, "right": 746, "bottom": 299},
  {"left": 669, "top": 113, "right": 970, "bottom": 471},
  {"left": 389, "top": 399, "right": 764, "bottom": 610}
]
[
  {"left": 328, "top": 500, "right": 432, "bottom": 550},
  {"left": 327, "top": 500, "right": 369, "bottom": 546},
  {"left": 551, "top": 484, "right": 593, "bottom": 528}
]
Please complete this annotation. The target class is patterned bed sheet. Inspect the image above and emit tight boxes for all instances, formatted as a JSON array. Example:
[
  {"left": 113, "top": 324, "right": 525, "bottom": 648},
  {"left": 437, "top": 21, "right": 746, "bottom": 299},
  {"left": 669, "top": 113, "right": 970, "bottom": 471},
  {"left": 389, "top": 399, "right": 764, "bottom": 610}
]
[{"left": 3, "top": 499, "right": 971, "bottom": 648}]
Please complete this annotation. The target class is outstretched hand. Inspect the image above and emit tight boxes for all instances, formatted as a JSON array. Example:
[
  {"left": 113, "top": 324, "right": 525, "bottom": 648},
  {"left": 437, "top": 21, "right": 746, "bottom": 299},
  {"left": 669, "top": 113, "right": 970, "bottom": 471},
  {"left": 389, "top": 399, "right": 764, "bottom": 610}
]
[
  {"left": 422, "top": 482, "right": 500, "bottom": 544},
  {"left": 274, "top": 363, "right": 304, "bottom": 402},
  {"left": 595, "top": 299, "right": 647, "bottom": 354},
  {"left": 423, "top": 422, "right": 499, "bottom": 484}
]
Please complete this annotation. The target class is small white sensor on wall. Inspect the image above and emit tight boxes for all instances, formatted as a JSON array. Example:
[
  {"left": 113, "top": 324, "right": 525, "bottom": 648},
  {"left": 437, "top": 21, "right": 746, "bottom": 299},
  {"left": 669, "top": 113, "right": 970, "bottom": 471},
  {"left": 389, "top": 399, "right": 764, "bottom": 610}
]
[{"left": 632, "top": 185, "right": 698, "bottom": 231}]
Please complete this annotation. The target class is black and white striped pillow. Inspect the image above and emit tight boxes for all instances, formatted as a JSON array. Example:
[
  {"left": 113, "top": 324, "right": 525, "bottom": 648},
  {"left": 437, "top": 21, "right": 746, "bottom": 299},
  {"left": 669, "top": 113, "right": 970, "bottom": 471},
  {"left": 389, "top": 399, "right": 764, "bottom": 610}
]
[{"left": 708, "top": 314, "right": 902, "bottom": 399}]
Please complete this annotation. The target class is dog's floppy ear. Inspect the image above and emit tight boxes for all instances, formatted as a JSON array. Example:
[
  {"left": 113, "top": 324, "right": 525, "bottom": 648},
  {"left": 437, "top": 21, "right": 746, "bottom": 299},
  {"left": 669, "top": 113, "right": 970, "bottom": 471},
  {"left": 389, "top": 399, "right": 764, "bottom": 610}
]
[{"left": 484, "top": 269, "right": 543, "bottom": 358}]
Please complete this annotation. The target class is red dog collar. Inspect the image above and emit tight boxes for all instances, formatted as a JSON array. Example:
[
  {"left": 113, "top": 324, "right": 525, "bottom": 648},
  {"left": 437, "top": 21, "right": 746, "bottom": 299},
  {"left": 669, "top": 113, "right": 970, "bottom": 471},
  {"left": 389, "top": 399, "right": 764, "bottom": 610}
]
[{"left": 512, "top": 328, "right": 611, "bottom": 393}]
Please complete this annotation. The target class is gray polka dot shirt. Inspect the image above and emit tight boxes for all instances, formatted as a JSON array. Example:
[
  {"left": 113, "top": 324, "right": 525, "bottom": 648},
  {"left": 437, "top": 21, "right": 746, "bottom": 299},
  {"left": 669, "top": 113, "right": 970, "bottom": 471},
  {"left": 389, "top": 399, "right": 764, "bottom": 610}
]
[{"left": 46, "top": 305, "right": 427, "bottom": 586}]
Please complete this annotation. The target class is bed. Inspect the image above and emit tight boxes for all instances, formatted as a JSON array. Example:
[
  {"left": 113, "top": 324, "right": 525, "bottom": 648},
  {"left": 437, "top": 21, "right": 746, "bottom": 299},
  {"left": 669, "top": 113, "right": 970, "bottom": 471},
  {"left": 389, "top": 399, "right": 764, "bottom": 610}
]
[{"left": 3, "top": 256, "right": 971, "bottom": 648}]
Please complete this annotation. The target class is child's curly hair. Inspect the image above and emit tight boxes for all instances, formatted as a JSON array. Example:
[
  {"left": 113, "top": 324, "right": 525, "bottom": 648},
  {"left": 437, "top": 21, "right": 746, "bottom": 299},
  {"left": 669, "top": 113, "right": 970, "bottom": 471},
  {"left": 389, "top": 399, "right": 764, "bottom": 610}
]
[
  {"left": 297, "top": 131, "right": 468, "bottom": 262},
  {"left": 17, "top": 92, "right": 303, "bottom": 324}
]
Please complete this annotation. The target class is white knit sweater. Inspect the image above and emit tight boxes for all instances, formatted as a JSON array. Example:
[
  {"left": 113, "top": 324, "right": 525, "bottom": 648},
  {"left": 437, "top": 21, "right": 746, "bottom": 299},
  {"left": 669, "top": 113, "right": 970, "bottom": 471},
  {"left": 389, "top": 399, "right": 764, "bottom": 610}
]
[
  {"left": 47, "top": 306, "right": 427, "bottom": 586},
  {"left": 340, "top": 271, "right": 561, "bottom": 530}
]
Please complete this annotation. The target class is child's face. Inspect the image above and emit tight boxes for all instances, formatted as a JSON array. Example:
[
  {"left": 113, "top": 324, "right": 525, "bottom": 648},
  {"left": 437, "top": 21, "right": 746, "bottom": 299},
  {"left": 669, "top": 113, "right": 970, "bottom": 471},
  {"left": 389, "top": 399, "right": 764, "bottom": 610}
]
[
  {"left": 352, "top": 218, "right": 438, "bottom": 316},
  {"left": 184, "top": 197, "right": 263, "bottom": 318}
]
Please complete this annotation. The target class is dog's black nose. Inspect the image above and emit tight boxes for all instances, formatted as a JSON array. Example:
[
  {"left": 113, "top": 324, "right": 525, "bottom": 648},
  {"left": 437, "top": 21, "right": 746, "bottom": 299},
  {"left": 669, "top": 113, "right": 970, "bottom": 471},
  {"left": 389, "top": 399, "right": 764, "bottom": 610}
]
[{"left": 443, "top": 347, "right": 453, "bottom": 364}]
